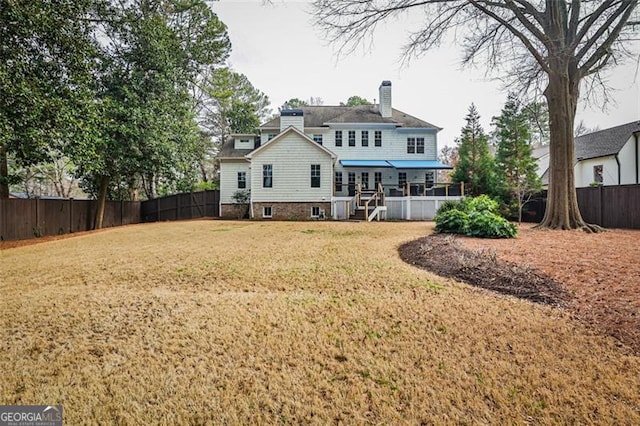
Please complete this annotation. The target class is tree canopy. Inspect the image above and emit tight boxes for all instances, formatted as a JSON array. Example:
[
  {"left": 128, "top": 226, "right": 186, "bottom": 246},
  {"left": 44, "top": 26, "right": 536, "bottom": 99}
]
[{"left": 451, "top": 104, "right": 495, "bottom": 197}]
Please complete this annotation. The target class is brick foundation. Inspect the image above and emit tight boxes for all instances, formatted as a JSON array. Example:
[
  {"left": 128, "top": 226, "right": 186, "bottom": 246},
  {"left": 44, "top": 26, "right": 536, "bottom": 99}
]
[
  {"left": 220, "top": 203, "right": 250, "bottom": 219},
  {"left": 252, "top": 202, "right": 332, "bottom": 220}
]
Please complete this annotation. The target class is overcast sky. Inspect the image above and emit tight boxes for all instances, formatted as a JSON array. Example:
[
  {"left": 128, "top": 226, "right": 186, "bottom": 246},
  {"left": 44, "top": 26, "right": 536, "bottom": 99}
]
[{"left": 214, "top": 1, "right": 640, "bottom": 146}]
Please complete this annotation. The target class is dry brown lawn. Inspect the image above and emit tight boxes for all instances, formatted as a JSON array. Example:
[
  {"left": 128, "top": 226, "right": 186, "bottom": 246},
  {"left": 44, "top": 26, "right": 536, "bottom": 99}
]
[{"left": 1, "top": 221, "right": 639, "bottom": 424}]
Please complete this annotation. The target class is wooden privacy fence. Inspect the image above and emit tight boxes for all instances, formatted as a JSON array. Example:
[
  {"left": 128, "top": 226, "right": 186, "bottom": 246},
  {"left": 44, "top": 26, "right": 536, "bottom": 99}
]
[
  {"left": 1, "top": 190, "right": 221, "bottom": 241},
  {"left": 0, "top": 198, "right": 141, "bottom": 241},
  {"left": 140, "top": 190, "right": 219, "bottom": 222},
  {"left": 577, "top": 184, "right": 640, "bottom": 229}
]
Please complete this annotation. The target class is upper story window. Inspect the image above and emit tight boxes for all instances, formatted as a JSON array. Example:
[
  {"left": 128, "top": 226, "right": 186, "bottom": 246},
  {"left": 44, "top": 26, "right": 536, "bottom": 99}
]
[
  {"left": 335, "top": 130, "right": 343, "bottom": 147},
  {"left": 407, "top": 137, "right": 425, "bottom": 154},
  {"left": 361, "top": 131, "right": 369, "bottom": 147},
  {"left": 237, "top": 172, "right": 246, "bottom": 189},
  {"left": 348, "top": 131, "right": 356, "bottom": 146},
  {"left": 374, "top": 130, "right": 382, "bottom": 147},
  {"left": 263, "top": 164, "right": 273, "bottom": 188},
  {"left": 407, "top": 137, "right": 416, "bottom": 154},
  {"left": 311, "top": 164, "right": 321, "bottom": 188},
  {"left": 267, "top": 134, "right": 276, "bottom": 141},
  {"left": 593, "top": 165, "right": 603, "bottom": 184},
  {"left": 313, "top": 134, "right": 323, "bottom": 145}
]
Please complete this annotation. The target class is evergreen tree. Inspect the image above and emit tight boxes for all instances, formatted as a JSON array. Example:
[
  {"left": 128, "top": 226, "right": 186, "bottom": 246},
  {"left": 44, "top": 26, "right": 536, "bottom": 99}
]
[
  {"left": 493, "top": 96, "right": 542, "bottom": 222},
  {"left": 451, "top": 104, "right": 495, "bottom": 196}
]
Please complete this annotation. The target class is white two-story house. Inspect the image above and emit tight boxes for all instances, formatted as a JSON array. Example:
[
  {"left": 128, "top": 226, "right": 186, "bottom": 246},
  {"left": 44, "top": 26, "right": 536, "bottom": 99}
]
[{"left": 218, "top": 81, "right": 456, "bottom": 220}]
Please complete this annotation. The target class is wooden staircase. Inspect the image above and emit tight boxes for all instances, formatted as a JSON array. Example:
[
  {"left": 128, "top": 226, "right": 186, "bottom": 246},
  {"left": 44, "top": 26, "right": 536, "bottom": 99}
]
[{"left": 348, "top": 184, "right": 387, "bottom": 221}]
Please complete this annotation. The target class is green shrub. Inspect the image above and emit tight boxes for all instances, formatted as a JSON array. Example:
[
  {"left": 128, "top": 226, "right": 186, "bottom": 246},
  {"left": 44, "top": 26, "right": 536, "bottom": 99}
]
[
  {"left": 433, "top": 195, "right": 517, "bottom": 239},
  {"left": 466, "top": 195, "right": 499, "bottom": 213},
  {"left": 436, "top": 199, "right": 468, "bottom": 215},
  {"left": 435, "top": 209, "right": 469, "bottom": 234},
  {"left": 466, "top": 211, "right": 517, "bottom": 238}
]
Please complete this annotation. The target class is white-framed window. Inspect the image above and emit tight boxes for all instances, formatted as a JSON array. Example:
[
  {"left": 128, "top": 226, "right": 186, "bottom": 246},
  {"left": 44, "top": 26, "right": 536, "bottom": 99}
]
[
  {"left": 263, "top": 206, "right": 272, "bottom": 218},
  {"left": 313, "top": 134, "right": 323, "bottom": 145},
  {"left": 267, "top": 134, "right": 276, "bottom": 141},
  {"left": 335, "top": 130, "right": 343, "bottom": 147},
  {"left": 416, "top": 137, "right": 425, "bottom": 154},
  {"left": 374, "top": 172, "right": 382, "bottom": 189},
  {"left": 237, "top": 171, "right": 246, "bottom": 189},
  {"left": 311, "top": 164, "right": 321, "bottom": 188},
  {"left": 594, "top": 165, "right": 603, "bottom": 184},
  {"left": 374, "top": 130, "right": 382, "bottom": 147},
  {"left": 348, "top": 130, "right": 356, "bottom": 146},
  {"left": 361, "top": 130, "right": 369, "bottom": 147},
  {"left": 348, "top": 172, "right": 356, "bottom": 195},
  {"left": 311, "top": 206, "right": 320, "bottom": 218},
  {"left": 425, "top": 171, "right": 435, "bottom": 187},
  {"left": 335, "top": 171, "right": 343, "bottom": 193},
  {"left": 361, "top": 172, "right": 369, "bottom": 190},
  {"left": 398, "top": 172, "right": 407, "bottom": 187},
  {"left": 263, "top": 164, "right": 273, "bottom": 188},
  {"left": 407, "top": 137, "right": 416, "bottom": 154}
]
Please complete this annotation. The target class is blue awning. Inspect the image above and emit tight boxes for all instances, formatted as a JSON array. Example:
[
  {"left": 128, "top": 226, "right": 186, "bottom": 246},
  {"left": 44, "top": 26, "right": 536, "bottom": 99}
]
[
  {"left": 386, "top": 160, "right": 452, "bottom": 169},
  {"left": 340, "top": 160, "right": 392, "bottom": 167}
]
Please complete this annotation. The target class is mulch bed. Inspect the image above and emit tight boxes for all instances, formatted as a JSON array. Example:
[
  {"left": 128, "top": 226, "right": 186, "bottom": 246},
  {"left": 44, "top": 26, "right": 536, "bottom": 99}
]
[{"left": 399, "top": 234, "right": 569, "bottom": 307}]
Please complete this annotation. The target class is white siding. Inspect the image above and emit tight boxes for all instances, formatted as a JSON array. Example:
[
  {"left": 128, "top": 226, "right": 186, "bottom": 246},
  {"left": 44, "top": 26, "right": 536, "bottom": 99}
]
[
  {"left": 319, "top": 128, "right": 438, "bottom": 161},
  {"left": 574, "top": 156, "right": 618, "bottom": 187},
  {"left": 234, "top": 137, "right": 253, "bottom": 150},
  {"left": 220, "top": 160, "right": 250, "bottom": 203},
  {"left": 250, "top": 132, "right": 333, "bottom": 202},
  {"left": 619, "top": 137, "right": 636, "bottom": 185},
  {"left": 280, "top": 115, "right": 304, "bottom": 132}
]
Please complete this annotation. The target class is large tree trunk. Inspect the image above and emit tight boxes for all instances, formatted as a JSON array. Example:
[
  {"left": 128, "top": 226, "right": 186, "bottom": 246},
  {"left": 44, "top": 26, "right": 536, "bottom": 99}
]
[
  {"left": 0, "top": 144, "right": 9, "bottom": 198},
  {"left": 95, "top": 175, "right": 109, "bottom": 229},
  {"left": 538, "top": 60, "right": 601, "bottom": 232}
]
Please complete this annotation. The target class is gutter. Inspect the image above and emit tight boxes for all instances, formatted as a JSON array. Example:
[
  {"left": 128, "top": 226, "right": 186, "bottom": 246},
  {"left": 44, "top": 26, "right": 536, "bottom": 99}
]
[{"left": 615, "top": 154, "right": 621, "bottom": 185}]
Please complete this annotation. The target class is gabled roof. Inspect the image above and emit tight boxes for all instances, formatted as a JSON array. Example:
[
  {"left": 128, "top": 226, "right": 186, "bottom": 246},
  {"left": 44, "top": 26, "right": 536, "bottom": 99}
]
[
  {"left": 246, "top": 126, "right": 337, "bottom": 159},
  {"left": 575, "top": 121, "right": 640, "bottom": 161},
  {"left": 260, "top": 105, "right": 441, "bottom": 130}
]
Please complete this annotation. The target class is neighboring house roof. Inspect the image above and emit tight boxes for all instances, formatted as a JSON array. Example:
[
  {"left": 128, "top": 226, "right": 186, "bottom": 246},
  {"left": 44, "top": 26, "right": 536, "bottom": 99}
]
[
  {"left": 532, "top": 145, "right": 549, "bottom": 159},
  {"left": 246, "top": 126, "right": 337, "bottom": 160},
  {"left": 535, "top": 120, "right": 640, "bottom": 186},
  {"left": 260, "top": 105, "right": 441, "bottom": 130},
  {"left": 574, "top": 121, "right": 640, "bottom": 161}
]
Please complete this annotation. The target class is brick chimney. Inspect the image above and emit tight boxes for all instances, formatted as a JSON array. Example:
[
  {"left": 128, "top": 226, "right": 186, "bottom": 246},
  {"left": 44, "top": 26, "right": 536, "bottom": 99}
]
[{"left": 379, "top": 81, "right": 392, "bottom": 118}]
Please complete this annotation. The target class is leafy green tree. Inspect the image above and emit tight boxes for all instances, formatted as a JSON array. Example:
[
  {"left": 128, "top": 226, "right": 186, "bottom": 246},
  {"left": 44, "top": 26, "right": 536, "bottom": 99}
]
[
  {"left": 203, "top": 68, "right": 270, "bottom": 140},
  {"left": 451, "top": 104, "right": 495, "bottom": 197},
  {"left": 73, "top": 0, "right": 231, "bottom": 227},
  {"left": 0, "top": 0, "right": 97, "bottom": 198},
  {"left": 493, "top": 96, "right": 542, "bottom": 222},
  {"left": 341, "top": 95, "right": 371, "bottom": 106}
]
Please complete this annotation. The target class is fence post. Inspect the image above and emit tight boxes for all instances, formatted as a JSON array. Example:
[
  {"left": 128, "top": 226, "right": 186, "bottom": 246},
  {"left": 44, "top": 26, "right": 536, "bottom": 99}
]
[
  {"left": 35, "top": 196, "right": 41, "bottom": 237},
  {"left": 599, "top": 184, "right": 604, "bottom": 226},
  {"left": 69, "top": 198, "right": 74, "bottom": 233}
]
